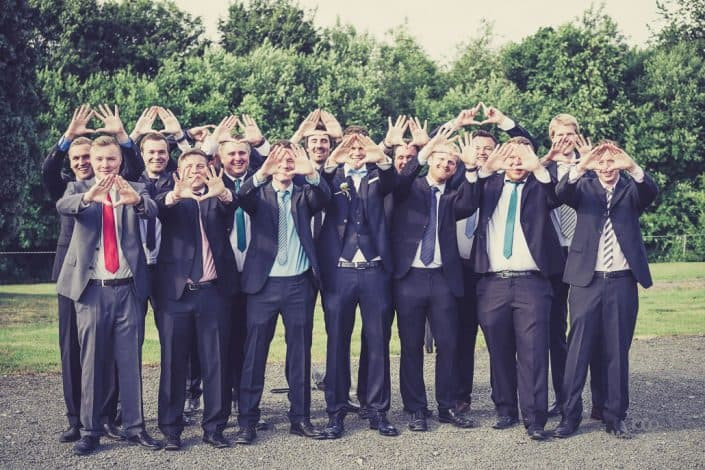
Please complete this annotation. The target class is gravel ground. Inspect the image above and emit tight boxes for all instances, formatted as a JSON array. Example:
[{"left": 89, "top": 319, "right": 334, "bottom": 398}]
[{"left": 1, "top": 335, "right": 704, "bottom": 469}]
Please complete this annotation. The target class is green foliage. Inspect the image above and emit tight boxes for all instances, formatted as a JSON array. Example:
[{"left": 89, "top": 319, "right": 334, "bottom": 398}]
[
  {"left": 656, "top": 0, "right": 705, "bottom": 44},
  {"left": 218, "top": 0, "right": 319, "bottom": 56}
]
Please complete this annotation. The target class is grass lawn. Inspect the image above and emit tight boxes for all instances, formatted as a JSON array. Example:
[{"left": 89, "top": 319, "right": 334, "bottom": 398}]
[{"left": 1, "top": 262, "right": 703, "bottom": 374}]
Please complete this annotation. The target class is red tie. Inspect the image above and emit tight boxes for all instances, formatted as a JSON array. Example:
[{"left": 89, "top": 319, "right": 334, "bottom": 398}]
[{"left": 103, "top": 193, "right": 119, "bottom": 273}]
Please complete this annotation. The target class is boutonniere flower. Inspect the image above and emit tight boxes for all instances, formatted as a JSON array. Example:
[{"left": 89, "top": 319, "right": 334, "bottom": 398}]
[{"left": 335, "top": 182, "right": 351, "bottom": 200}]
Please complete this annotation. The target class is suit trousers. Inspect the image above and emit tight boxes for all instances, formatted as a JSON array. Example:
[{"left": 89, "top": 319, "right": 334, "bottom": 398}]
[
  {"left": 74, "top": 283, "right": 145, "bottom": 438},
  {"left": 323, "top": 266, "right": 393, "bottom": 415},
  {"left": 455, "top": 262, "right": 480, "bottom": 404},
  {"left": 58, "top": 294, "right": 82, "bottom": 427},
  {"left": 548, "top": 274, "right": 569, "bottom": 406},
  {"left": 157, "top": 284, "right": 231, "bottom": 436},
  {"left": 229, "top": 291, "right": 247, "bottom": 402},
  {"left": 477, "top": 275, "right": 552, "bottom": 428},
  {"left": 562, "top": 274, "right": 638, "bottom": 426},
  {"left": 394, "top": 268, "right": 459, "bottom": 412},
  {"left": 238, "top": 273, "right": 314, "bottom": 427}
]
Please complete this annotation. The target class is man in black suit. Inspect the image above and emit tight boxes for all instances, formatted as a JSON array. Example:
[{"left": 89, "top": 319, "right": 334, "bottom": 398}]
[
  {"left": 391, "top": 126, "right": 478, "bottom": 431},
  {"left": 472, "top": 137, "right": 564, "bottom": 440},
  {"left": 234, "top": 142, "right": 330, "bottom": 444},
  {"left": 55, "top": 135, "right": 160, "bottom": 455},
  {"left": 316, "top": 128, "right": 399, "bottom": 439},
  {"left": 42, "top": 105, "right": 144, "bottom": 443},
  {"left": 153, "top": 149, "right": 238, "bottom": 450},
  {"left": 553, "top": 141, "right": 658, "bottom": 439}
]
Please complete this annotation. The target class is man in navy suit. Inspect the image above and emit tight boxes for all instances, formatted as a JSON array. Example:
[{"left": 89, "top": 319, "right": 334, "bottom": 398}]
[
  {"left": 234, "top": 142, "right": 330, "bottom": 444},
  {"left": 553, "top": 141, "right": 658, "bottom": 439},
  {"left": 391, "top": 126, "right": 478, "bottom": 431},
  {"left": 471, "top": 137, "right": 564, "bottom": 440},
  {"left": 317, "top": 128, "right": 399, "bottom": 438}
]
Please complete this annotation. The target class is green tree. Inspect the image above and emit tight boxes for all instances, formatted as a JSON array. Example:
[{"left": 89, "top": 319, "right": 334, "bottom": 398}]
[{"left": 219, "top": 0, "right": 319, "bottom": 56}]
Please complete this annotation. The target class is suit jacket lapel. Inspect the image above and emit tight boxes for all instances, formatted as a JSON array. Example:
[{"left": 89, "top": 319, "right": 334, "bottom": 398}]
[
  {"left": 291, "top": 185, "right": 301, "bottom": 234},
  {"left": 264, "top": 183, "right": 279, "bottom": 233},
  {"left": 609, "top": 174, "right": 629, "bottom": 208}
]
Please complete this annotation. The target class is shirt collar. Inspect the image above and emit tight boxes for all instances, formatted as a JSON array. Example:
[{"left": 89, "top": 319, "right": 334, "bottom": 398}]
[
  {"left": 598, "top": 174, "right": 620, "bottom": 192},
  {"left": 425, "top": 175, "right": 446, "bottom": 194}
]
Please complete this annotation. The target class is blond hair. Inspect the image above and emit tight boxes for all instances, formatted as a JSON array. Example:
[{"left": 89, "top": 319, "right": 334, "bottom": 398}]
[{"left": 548, "top": 114, "right": 580, "bottom": 138}]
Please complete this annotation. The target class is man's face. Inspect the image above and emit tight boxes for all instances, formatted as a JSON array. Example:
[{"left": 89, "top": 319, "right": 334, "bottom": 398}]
[
  {"left": 596, "top": 153, "right": 620, "bottom": 186},
  {"left": 427, "top": 152, "right": 458, "bottom": 183},
  {"left": 393, "top": 144, "right": 417, "bottom": 173},
  {"left": 219, "top": 141, "right": 250, "bottom": 178},
  {"left": 306, "top": 131, "right": 332, "bottom": 165},
  {"left": 68, "top": 143, "right": 93, "bottom": 180},
  {"left": 551, "top": 124, "right": 578, "bottom": 155},
  {"left": 90, "top": 144, "right": 122, "bottom": 180},
  {"left": 179, "top": 154, "right": 209, "bottom": 191},
  {"left": 504, "top": 144, "right": 529, "bottom": 182},
  {"left": 346, "top": 137, "right": 366, "bottom": 167},
  {"left": 142, "top": 139, "right": 169, "bottom": 176},
  {"left": 273, "top": 149, "right": 295, "bottom": 184},
  {"left": 472, "top": 136, "right": 496, "bottom": 166}
]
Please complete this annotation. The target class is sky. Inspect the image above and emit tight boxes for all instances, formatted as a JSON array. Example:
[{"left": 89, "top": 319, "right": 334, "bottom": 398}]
[{"left": 172, "top": 0, "right": 663, "bottom": 61}]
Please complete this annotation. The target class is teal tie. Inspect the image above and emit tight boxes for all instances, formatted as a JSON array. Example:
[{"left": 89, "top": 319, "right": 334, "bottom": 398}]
[
  {"left": 234, "top": 178, "right": 246, "bottom": 252},
  {"left": 503, "top": 181, "right": 524, "bottom": 259}
]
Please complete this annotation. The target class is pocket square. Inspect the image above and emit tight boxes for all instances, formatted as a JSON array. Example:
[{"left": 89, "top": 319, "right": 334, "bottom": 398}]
[{"left": 368, "top": 176, "right": 380, "bottom": 184}]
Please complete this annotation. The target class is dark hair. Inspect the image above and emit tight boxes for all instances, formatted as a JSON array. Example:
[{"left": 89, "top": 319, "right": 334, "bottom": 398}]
[
  {"left": 139, "top": 131, "right": 168, "bottom": 152},
  {"left": 178, "top": 149, "right": 209, "bottom": 165},
  {"left": 470, "top": 129, "right": 498, "bottom": 145},
  {"left": 343, "top": 125, "right": 369, "bottom": 137},
  {"left": 506, "top": 136, "right": 532, "bottom": 146},
  {"left": 272, "top": 139, "right": 293, "bottom": 149}
]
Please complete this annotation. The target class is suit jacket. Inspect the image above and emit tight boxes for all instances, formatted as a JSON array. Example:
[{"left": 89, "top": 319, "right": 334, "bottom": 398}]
[
  {"left": 154, "top": 188, "right": 239, "bottom": 301},
  {"left": 43, "top": 142, "right": 146, "bottom": 281},
  {"left": 238, "top": 175, "right": 331, "bottom": 295},
  {"left": 556, "top": 170, "right": 658, "bottom": 288},
  {"left": 317, "top": 164, "right": 395, "bottom": 292},
  {"left": 55, "top": 179, "right": 157, "bottom": 303},
  {"left": 391, "top": 157, "right": 477, "bottom": 296},
  {"left": 470, "top": 171, "right": 564, "bottom": 278}
]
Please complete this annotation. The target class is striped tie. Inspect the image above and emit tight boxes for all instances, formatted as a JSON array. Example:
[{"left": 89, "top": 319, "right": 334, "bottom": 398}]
[
  {"left": 557, "top": 204, "right": 577, "bottom": 239},
  {"left": 603, "top": 189, "right": 614, "bottom": 269},
  {"left": 276, "top": 191, "right": 290, "bottom": 265}
]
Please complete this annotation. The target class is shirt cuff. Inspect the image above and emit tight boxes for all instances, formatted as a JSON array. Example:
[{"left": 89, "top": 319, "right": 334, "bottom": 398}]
[
  {"left": 165, "top": 191, "right": 177, "bottom": 206},
  {"left": 176, "top": 139, "right": 191, "bottom": 152},
  {"left": 376, "top": 156, "right": 393, "bottom": 170},
  {"left": 533, "top": 166, "right": 551, "bottom": 183},
  {"left": 324, "top": 159, "right": 338, "bottom": 174},
  {"left": 305, "top": 172, "right": 320, "bottom": 185},
  {"left": 253, "top": 171, "right": 268, "bottom": 187},
  {"left": 201, "top": 136, "right": 217, "bottom": 156},
  {"left": 255, "top": 139, "right": 271, "bottom": 157},
  {"left": 629, "top": 164, "right": 645, "bottom": 183},
  {"left": 119, "top": 138, "right": 133, "bottom": 148},
  {"left": 58, "top": 136, "right": 71, "bottom": 152},
  {"left": 465, "top": 170, "right": 478, "bottom": 183},
  {"left": 498, "top": 116, "right": 516, "bottom": 131},
  {"left": 568, "top": 166, "right": 585, "bottom": 183}
]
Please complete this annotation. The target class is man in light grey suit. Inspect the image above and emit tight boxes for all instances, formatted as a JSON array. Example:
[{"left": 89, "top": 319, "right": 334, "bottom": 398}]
[{"left": 56, "top": 135, "right": 161, "bottom": 455}]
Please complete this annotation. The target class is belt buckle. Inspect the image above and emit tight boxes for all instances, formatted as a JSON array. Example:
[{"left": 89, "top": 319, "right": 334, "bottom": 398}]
[
  {"left": 498, "top": 271, "right": 510, "bottom": 279},
  {"left": 100, "top": 279, "right": 107, "bottom": 287},
  {"left": 187, "top": 283, "right": 198, "bottom": 291},
  {"left": 355, "top": 262, "right": 366, "bottom": 270}
]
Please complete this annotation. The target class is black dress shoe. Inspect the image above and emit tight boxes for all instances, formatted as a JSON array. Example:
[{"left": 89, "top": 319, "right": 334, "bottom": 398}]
[
  {"left": 290, "top": 420, "right": 322, "bottom": 438},
  {"left": 358, "top": 406, "right": 373, "bottom": 420},
  {"left": 102, "top": 422, "right": 124, "bottom": 440},
  {"left": 235, "top": 426, "right": 256, "bottom": 445},
  {"left": 255, "top": 418, "right": 272, "bottom": 431},
  {"left": 547, "top": 402, "right": 562, "bottom": 417},
  {"left": 164, "top": 435, "right": 181, "bottom": 451},
  {"left": 606, "top": 420, "right": 631, "bottom": 439},
  {"left": 439, "top": 408, "right": 474, "bottom": 428},
  {"left": 73, "top": 436, "right": 100, "bottom": 456},
  {"left": 184, "top": 397, "right": 200, "bottom": 416},
  {"left": 456, "top": 400, "right": 471, "bottom": 414},
  {"left": 591, "top": 408, "right": 604, "bottom": 421},
  {"left": 59, "top": 425, "right": 81, "bottom": 443},
  {"left": 344, "top": 399, "right": 360, "bottom": 413},
  {"left": 408, "top": 410, "right": 428, "bottom": 432},
  {"left": 317, "top": 412, "right": 346, "bottom": 439},
  {"left": 126, "top": 430, "right": 162, "bottom": 450},
  {"left": 527, "top": 425, "right": 552, "bottom": 441},
  {"left": 203, "top": 431, "right": 230, "bottom": 448},
  {"left": 369, "top": 412, "right": 399, "bottom": 436},
  {"left": 492, "top": 416, "right": 519, "bottom": 430},
  {"left": 554, "top": 417, "right": 581, "bottom": 438}
]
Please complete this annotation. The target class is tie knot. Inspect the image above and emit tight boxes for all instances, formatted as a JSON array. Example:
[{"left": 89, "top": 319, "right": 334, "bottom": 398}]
[
  {"left": 505, "top": 179, "right": 525, "bottom": 186},
  {"left": 234, "top": 178, "right": 241, "bottom": 190},
  {"left": 279, "top": 191, "right": 290, "bottom": 203},
  {"left": 430, "top": 186, "right": 439, "bottom": 194}
]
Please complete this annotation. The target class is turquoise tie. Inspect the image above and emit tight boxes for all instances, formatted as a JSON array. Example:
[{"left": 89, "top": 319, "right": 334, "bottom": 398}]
[
  {"left": 503, "top": 181, "right": 524, "bottom": 259},
  {"left": 234, "top": 179, "right": 246, "bottom": 252}
]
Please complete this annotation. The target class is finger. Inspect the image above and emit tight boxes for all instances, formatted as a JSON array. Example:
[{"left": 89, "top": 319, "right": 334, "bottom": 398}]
[
  {"left": 114, "top": 105, "right": 119, "bottom": 118},
  {"left": 387, "top": 116, "right": 393, "bottom": 130}
]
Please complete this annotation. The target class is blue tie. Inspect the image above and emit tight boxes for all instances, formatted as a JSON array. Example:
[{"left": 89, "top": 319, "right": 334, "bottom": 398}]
[
  {"left": 464, "top": 210, "right": 478, "bottom": 239},
  {"left": 347, "top": 168, "right": 368, "bottom": 178},
  {"left": 276, "top": 191, "right": 290, "bottom": 265},
  {"left": 420, "top": 186, "right": 439, "bottom": 266}
]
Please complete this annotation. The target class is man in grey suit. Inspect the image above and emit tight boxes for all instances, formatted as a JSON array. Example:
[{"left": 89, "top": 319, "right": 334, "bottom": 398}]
[{"left": 56, "top": 135, "right": 161, "bottom": 455}]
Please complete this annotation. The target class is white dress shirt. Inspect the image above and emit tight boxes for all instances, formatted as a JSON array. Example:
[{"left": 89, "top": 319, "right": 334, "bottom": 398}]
[{"left": 411, "top": 177, "right": 445, "bottom": 268}]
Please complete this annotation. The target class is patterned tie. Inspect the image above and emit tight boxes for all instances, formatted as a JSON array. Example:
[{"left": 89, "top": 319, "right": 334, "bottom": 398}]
[
  {"left": 557, "top": 204, "right": 577, "bottom": 240},
  {"left": 234, "top": 178, "right": 246, "bottom": 252},
  {"left": 420, "top": 186, "right": 439, "bottom": 266},
  {"left": 603, "top": 188, "right": 614, "bottom": 269},
  {"left": 464, "top": 210, "right": 478, "bottom": 239},
  {"left": 276, "top": 191, "right": 290, "bottom": 265},
  {"left": 503, "top": 181, "right": 524, "bottom": 259},
  {"left": 103, "top": 193, "right": 119, "bottom": 273}
]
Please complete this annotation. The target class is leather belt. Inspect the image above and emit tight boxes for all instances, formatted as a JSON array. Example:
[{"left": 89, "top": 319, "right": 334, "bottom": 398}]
[
  {"left": 487, "top": 270, "right": 540, "bottom": 279},
  {"left": 186, "top": 280, "right": 217, "bottom": 291},
  {"left": 593, "top": 270, "right": 632, "bottom": 279},
  {"left": 337, "top": 260, "right": 381, "bottom": 270},
  {"left": 89, "top": 277, "right": 133, "bottom": 287}
]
